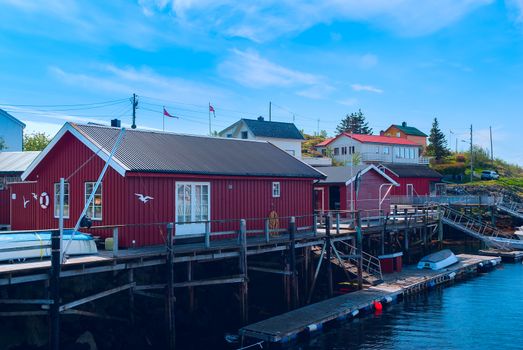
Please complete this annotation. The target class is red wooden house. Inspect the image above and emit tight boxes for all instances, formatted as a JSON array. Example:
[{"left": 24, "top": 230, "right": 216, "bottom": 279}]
[
  {"left": 313, "top": 164, "right": 398, "bottom": 216},
  {"left": 10, "top": 123, "right": 324, "bottom": 247},
  {"left": 381, "top": 164, "right": 443, "bottom": 196}
]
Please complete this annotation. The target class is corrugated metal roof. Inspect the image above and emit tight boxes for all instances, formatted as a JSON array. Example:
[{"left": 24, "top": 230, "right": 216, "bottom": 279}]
[
  {"left": 71, "top": 123, "right": 323, "bottom": 178},
  {"left": 385, "top": 164, "right": 442, "bottom": 178},
  {"left": 0, "top": 151, "right": 40, "bottom": 174},
  {"left": 242, "top": 118, "right": 304, "bottom": 140},
  {"left": 317, "top": 165, "right": 370, "bottom": 184}
]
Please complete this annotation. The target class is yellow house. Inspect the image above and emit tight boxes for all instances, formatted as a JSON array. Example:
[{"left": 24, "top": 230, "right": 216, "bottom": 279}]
[{"left": 382, "top": 122, "right": 427, "bottom": 149}]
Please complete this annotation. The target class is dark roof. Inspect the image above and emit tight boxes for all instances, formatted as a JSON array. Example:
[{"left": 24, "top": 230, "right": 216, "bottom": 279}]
[
  {"left": 242, "top": 119, "right": 304, "bottom": 140},
  {"left": 390, "top": 123, "right": 427, "bottom": 137},
  {"left": 0, "top": 151, "right": 39, "bottom": 174},
  {"left": 384, "top": 164, "right": 442, "bottom": 178},
  {"left": 70, "top": 123, "right": 322, "bottom": 178},
  {"left": 0, "top": 109, "right": 26, "bottom": 128}
]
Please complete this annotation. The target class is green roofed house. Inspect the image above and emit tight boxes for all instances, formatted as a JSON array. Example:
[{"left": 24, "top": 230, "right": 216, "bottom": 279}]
[
  {"left": 382, "top": 122, "right": 428, "bottom": 149},
  {"left": 219, "top": 116, "right": 305, "bottom": 159}
]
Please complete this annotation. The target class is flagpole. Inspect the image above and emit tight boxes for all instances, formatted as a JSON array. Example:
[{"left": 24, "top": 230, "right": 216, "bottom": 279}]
[
  {"left": 208, "top": 102, "right": 211, "bottom": 136},
  {"left": 162, "top": 106, "right": 165, "bottom": 132}
]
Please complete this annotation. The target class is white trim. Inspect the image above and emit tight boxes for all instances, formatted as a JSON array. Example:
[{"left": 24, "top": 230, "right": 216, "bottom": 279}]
[
  {"left": 84, "top": 181, "right": 103, "bottom": 221},
  {"left": 344, "top": 164, "right": 399, "bottom": 187},
  {"left": 175, "top": 181, "right": 211, "bottom": 235},
  {"left": 313, "top": 187, "right": 325, "bottom": 212},
  {"left": 53, "top": 182, "right": 70, "bottom": 219},
  {"left": 272, "top": 182, "right": 281, "bottom": 198},
  {"left": 21, "top": 123, "right": 128, "bottom": 180}
]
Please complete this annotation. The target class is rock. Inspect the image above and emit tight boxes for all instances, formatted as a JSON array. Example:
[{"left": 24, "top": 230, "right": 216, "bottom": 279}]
[{"left": 75, "top": 331, "right": 97, "bottom": 350}]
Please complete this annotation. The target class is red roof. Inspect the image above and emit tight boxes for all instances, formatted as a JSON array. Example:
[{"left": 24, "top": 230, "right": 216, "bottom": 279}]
[{"left": 316, "top": 133, "right": 419, "bottom": 147}]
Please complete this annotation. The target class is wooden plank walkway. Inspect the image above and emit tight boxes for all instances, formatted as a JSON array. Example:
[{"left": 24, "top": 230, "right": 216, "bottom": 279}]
[{"left": 240, "top": 254, "right": 501, "bottom": 343}]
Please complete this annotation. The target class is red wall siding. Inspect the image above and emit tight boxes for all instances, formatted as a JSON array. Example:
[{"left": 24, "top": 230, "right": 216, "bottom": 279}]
[
  {"left": 11, "top": 131, "right": 315, "bottom": 247},
  {"left": 10, "top": 182, "right": 38, "bottom": 230},
  {"left": 0, "top": 189, "right": 10, "bottom": 225},
  {"left": 383, "top": 170, "right": 440, "bottom": 196}
]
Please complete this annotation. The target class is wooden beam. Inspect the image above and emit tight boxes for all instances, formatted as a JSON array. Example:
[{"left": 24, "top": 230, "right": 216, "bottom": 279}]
[
  {"left": 62, "top": 309, "right": 129, "bottom": 322},
  {"left": 59, "top": 282, "right": 136, "bottom": 312},
  {"left": 0, "top": 299, "right": 53, "bottom": 305},
  {"left": 0, "top": 311, "right": 48, "bottom": 317},
  {"left": 248, "top": 266, "right": 292, "bottom": 275},
  {"left": 134, "top": 290, "right": 164, "bottom": 300}
]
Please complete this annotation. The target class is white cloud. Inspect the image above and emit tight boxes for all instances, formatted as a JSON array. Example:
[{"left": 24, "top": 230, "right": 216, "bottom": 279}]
[
  {"left": 218, "top": 49, "right": 333, "bottom": 98},
  {"left": 140, "top": 0, "right": 494, "bottom": 42},
  {"left": 359, "top": 54, "right": 379, "bottom": 69},
  {"left": 337, "top": 98, "right": 358, "bottom": 106},
  {"left": 506, "top": 0, "right": 523, "bottom": 23},
  {"left": 351, "top": 84, "right": 383, "bottom": 93}
]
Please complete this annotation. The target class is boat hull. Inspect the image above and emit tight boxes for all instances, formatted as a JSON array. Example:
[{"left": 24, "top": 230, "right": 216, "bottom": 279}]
[
  {"left": 0, "top": 231, "right": 97, "bottom": 262},
  {"left": 418, "top": 249, "right": 459, "bottom": 270}
]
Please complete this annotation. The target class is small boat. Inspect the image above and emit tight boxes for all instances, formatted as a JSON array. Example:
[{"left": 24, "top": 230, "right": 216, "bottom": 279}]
[
  {"left": 514, "top": 226, "right": 523, "bottom": 241},
  {"left": 487, "top": 236, "right": 523, "bottom": 250},
  {"left": 0, "top": 230, "right": 97, "bottom": 262},
  {"left": 417, "top": 249, "right": 459, "bottom": 270}
]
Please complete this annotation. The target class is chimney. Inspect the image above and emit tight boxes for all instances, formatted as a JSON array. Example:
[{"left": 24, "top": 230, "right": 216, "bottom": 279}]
[
  {"left": 402, "top": 121, "right": 407, "bottom": 127},
  {"left": 258, "top": 116, "right": 264, "bottom": 121},
  {"left": 111, "top": 119, "right": 121, "bottom": 128},
  {"left": 380, "top": 130, "right": 384, "bottom": 136}
]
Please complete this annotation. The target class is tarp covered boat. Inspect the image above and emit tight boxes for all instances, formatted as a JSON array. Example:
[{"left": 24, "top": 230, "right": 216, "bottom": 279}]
[
  {"left": 0, "top": 230, "right": 97, "bottom": 262},
  {"left": 417, "top": 249, "right": 459, "bottom": 270}
]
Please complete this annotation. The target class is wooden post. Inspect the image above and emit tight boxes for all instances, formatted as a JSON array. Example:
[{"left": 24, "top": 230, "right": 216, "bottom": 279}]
[
  {"left": 325, "top": 215, "right": 333, "bottom": 297},
  {"left": 239, "top": 219, "right": 248, "bottom": 324},
  {"left": 313, "top": 214, "right": 317, "bottom": 236},
  {"left": 438, "top": 207, "right": 444, "bottom": 246},
  {"left": 355, "top": 211, "right": 363, "bottom": 290},
  {"left": 264, "top": 218, "right": 270, "bottom": 243},
  {"left": 165, "top": 223, "right": 175, "bottom": 350},
  {"left": 303, "top": 247, "right": 310, "bottom": 294},
  {"left": 289, "top": 217, "right": 298, "bottom": 308},
  {"left": 128, "top": 268, "right": 135, "bottom": 324},
  {"left": 491, "top": 205, "right": 496, "bottom": 226},
  {"left": 50, "top": 229, "right": 61, "bottom": 350},
  {"left": 187, "top": 262, "right": 194, "bottom": 313},
  {"left": 112, "top": 227, "right": 119, "bottom": 258},
  {"left": 336, "top": 213, "right": 340, "bottom": 235},
  {"left": 205, "top": 221, "right": 210, "bottom": 248}
]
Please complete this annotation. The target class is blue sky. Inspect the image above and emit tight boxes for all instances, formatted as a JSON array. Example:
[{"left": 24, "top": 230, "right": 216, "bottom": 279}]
[{"left": 1, "top": 0, "right": 523, "bottom": 164}]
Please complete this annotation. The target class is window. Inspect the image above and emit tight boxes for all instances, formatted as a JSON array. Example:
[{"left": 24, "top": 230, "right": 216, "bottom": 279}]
[
  {"left": 321, "top": 149, "right": 327, "bottom": 156},
  {"left": 226, "top": 134, "right": 232, "bottom": 138},
  {"left": 272, "top": 182, "right": 281, "bottom": 198},
  {"left": 54, "top": 182, "right": 70, "bottom": 218},
  {"left": 241, "top": 131, "right": 248, "bottom": 139},
  {"left": 85, "top": 182, "right": 102, "bottom": 220},
  {"left": 396, "top": 132, "right": 401, "bottom": 137},
  {"left": 341, "top": 146, "right": 347, "bottom": 155},
  {"left": 333, "top": 147, "right": 339, "bottom": 155},
  {"left": 176, "top": 182, "right": 210, "bottom": 232},
  {"left": 383, "top": 146, "right": 390, "bottom": 155},
  {"left": 349, "top": 146, "right": 355, "bottom": 154},
  {"left": 395, "top": 147, "right": 401, "bottom": 158}
]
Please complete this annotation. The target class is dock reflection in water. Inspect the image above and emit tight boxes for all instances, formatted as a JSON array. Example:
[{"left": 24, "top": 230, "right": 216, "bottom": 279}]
[{"left": 301, "top": 263, "right": 523, "bottom": 350}]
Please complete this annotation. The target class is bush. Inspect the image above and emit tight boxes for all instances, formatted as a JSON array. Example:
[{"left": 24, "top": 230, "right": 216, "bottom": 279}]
[{"left": 455, "top": 154, "right": 466, "bottom": 163}]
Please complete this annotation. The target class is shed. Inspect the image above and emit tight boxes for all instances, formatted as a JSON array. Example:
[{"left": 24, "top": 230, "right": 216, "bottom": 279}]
[
  {"left": 0, "top": 151, "right": 40, "bottom": 228},
  {"left": 381, "top": 164, "right": 443, "bottom": 196},
  {"left": 313, "top": 164, "right": 398, "bottom": 216},
  {"left": 10, "top": 123, "right": 324, "bottom": 247}
]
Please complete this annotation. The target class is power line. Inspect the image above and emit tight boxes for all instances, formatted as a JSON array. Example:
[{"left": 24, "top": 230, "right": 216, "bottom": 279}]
[{"left": 0, "top": 98, "right": 128, "bottom": 109}]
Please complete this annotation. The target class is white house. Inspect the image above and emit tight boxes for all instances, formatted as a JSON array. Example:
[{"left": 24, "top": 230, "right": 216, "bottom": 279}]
[
  {"left": 0, "top": 109, "right": 25, "bottom": 151},
  {"left": 315, "top": 132, "right": 428, "bottom": 165},
  {"left": 219, "top": 117, "right": 304, "bottom": 158}
]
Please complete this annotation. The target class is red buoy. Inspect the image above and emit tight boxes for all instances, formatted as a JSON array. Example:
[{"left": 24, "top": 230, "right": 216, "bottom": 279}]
[{"left": 373, "top": 301, "right": 383, "bottom": 312}]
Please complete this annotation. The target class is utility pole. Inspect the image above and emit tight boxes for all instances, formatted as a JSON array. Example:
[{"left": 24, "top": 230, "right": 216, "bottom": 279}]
[
  {"left": 316, "top": 119, "right": 320, "bottom": 136},
  {"left": 131, "top": 93, "right": 138, "bottom": 129},
  {"left": 489, "top": 126, "right": 494, "bottom": 166},
  {"left": 470, "top": 124, "right": 473, "bottom": 182},
  {"left": 269, "top": 101, "right": 272, "bottom": 121}
]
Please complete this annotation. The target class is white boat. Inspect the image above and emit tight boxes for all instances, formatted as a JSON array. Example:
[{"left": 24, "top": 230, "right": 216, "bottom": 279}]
[
  {"left": 417, "top": 249, "right": 459, "bottom": 270},
  {"left": 0, "top": 230, "right": 97, "bottom": 262},
  {"left": 487, "top": 236, "right": 523, "bottom": 250}
]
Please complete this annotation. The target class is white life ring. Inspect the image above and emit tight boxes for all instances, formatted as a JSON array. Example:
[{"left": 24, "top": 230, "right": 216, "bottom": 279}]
[{"left": 40, "top": 192, "right": 49, "bottom": 209}]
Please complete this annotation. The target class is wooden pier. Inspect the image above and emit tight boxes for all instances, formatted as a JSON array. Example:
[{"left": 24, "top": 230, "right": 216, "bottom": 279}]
[
  {"left": 239, "top": 254, "right": 501, "bottom": 344},
  {"left": 479, "top": 249, "right": 523, "bottom": 262}
]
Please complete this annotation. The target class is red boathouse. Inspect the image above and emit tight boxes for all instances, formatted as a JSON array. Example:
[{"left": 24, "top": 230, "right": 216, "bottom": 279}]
[
  {"left": 381, "top": 164, "right": 443, "bottom": 196},
  {"left": 10, "top": 123, "right": 324, "bottom": 247}
]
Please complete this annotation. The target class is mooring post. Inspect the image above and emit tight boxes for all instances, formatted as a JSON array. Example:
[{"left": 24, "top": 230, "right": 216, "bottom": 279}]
[
  {"left": 303, "top": 246, "right": 310, "bottom": 294},
  {"left": 289, "top": 217, "right": 298, "bottom": 308},
  {"left": 112, "top": 227, "right": 119, "bottom": 258},
  {"left": 313, "top": 213, "right": 318, "bottom": 236},
  {"left": 188, "top": 262, "right": 194, "bottom": 313},
  {"left": 264, "top": 218, "right": 270, "bottom": 243},
  {"left": 355, "top": 211, "right": 363, "bottom": 290},
  {"left": 128, "top": 268, "right": 135, "bottom": 324},
  {"left": 336, "top": 213, "right": 340, "bottom": 235},
  {"left": 438, "top": 207, "right": 444, "bottom": 246},
  {"left": 50, "top": 228, "right": 61, "bottom": 350},
  {"left": 325, "top": 214, "right": 333, "bottom": 297},
  {"left": 165, "top": 223, "right": 175, "bottom": 350},
  {"left": 239, "top": 219, "right": 248, "bottom": 324}
]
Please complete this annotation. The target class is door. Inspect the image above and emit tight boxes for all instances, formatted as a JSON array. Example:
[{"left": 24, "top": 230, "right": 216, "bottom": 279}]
[
  {"left": 329, "top": 186, "right": 340, "bottom": 210},
  {"left": 175, "top": 182, "right": 210, "bottom": 235},
  {"left": 313, "top": 188, "right": 324, "bottom": 213},
  {"left": 406, "top": 184, "right": 414, "bottom": 197}
]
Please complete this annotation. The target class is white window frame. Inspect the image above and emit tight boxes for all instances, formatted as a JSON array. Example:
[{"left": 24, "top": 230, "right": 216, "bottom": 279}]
[
  {"left": 84, "top": 182, "right": 103, "bottom": 221},
  {"left": 54, "top": 182, "right": 70, "bottom": 219},
  {"left": 175, "top": 182, "right": 211, "bottom": 224},
  {"left": 272, "top": 182, "right": 281, "bottom": 198},
  {"left": 383, "top": 146, "right": 390, "bottom": 155}
]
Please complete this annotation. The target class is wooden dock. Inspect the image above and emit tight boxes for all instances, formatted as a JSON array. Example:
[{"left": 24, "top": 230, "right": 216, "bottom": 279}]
[
  {"left": 479, "top": 249, "right": 523, "bottom": 262},
  {"left": 239, "top": 254, "right": 501, "bottom": 343}
]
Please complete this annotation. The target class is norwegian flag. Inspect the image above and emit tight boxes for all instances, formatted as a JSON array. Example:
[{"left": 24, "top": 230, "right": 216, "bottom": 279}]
[
  {"left": 163, "top": 106, "right": 179, "bottom": 119},
  {"left": 209, "top": 104, "right": 216, "bottom": 117}
]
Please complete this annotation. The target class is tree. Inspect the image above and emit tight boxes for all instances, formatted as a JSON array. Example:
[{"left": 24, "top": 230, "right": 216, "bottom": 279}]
[
  {"left": 23, "top": 132, "right": 51, "bottom": 151},
  {"left": 426, "top": 118, "right": 450, "bottom": 161},
  {"left": 336, "top": 109, "right": 373, "bottom": 135},
  {"left": 0, "top": 136, "right": 5, "bottom": 151}
]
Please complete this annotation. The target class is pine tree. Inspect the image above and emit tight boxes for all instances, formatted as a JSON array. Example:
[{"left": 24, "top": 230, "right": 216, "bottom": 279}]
[
  {"left": 426, "top": 117, "right": 450, "bottom": 161},
  {"left": 336, "top": 109, "right": 373, "bottom": 135}
]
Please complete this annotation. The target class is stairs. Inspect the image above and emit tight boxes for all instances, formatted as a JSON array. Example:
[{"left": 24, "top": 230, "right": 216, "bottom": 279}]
[
  {"left": 311, "top": 242, "right": 383, "bottom": 286},
  {"left": 496, "top": 199, "right": 523, "bottom": 220},
  {"left": 440, "top": 206, "right": 513, "bottom": 250}
]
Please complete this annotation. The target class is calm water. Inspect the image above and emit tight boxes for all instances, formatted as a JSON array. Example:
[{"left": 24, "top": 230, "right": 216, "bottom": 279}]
[{"left": 298, "top": 263, "right": 523, "bottom": 350}]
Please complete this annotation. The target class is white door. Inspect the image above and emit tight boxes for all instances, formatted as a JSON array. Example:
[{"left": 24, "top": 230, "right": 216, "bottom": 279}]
[{"left": 175, "top": 182, "right": 210, "bottom": 235}]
